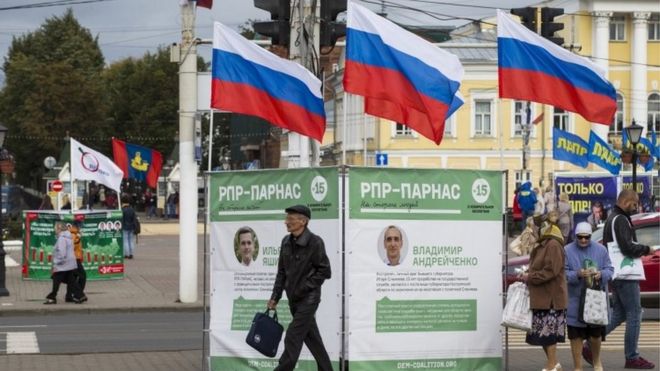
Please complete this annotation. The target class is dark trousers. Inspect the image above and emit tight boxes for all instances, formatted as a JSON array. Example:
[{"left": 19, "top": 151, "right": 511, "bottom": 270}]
[
  {"left": 47, "top": 270, "right": 83, "bottom": 300},
  {"left": 275, "top": 301, "right": 332, "bottom": 371},
  {"left": 66, "top": 261, "right": 86, "bottom": 300}
]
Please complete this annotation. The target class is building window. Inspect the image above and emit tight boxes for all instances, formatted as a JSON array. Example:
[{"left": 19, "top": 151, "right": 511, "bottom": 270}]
[
  {"left": 609, "top": 15, "right": 625, "bottom": 41},
  {"left": 514, "top": 170, "right": 532, "bottom": 191},
  {"left": 648, "top": 93, "right": 660, "bottom": 133},
  {"left": 610, "top": 93, "right": 624, "bottom": 135},
  {"left": 553, "top": 108, "right": 569, "bottom": 131},
  {"left": 649, "top": 13, "right": 660, "bottom": 41},
  {"left": 395, "top": 123, "right": 413, "bottom": 136},
  {"left": 474, "top": 100, "right": 492, "bottom": 136},
  {"left": 444, "top": 117, "right": 454, "bottom": 138},
  {"left": 513, "top": 101, "right": 526, "bottom": 137}
]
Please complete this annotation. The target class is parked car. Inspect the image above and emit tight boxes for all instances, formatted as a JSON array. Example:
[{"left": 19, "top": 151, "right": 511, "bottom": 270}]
[{"left": 504, "top": 212, "right": 660, "bottom": 308}]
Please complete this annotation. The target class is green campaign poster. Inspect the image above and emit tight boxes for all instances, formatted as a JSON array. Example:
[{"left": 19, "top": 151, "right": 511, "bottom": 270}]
[
  {"left": 209, "top": 168, "right": 341, "bottom": 371},
  {"left": 22, "top": 211, "right": 124, "bottom": 280},
  {"left": 346, "top": 167, "right": 504, "bottom": 370}
]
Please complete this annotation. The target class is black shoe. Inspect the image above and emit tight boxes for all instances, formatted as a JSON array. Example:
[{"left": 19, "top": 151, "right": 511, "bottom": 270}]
[
  {"left": 65, "top": 297, "right": 75, "bottom": 303},
  {"left": 73, "top": 296, "right": 88, "bottom": 304},
  {"left": 128, "top": 255, "right": 133, "bottom": 259},
  {"left": 44, "top": 298, "right": 56, "bottom": 305}
]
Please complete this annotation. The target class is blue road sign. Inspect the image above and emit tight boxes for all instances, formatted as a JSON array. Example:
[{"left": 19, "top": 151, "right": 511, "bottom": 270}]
[{"left": 376, "top": 153, "right": 388, "bottom": 166}]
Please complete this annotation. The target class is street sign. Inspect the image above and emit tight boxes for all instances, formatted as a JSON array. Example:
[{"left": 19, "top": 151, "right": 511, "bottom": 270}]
[
  {"left": 376, "top": 153, "right": 388, "bottom": 166},
  {"left": 51, "top": 180, "right": 63, "bottom": 193}
]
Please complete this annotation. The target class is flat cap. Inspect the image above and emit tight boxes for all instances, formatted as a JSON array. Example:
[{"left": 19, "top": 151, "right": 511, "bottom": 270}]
[{"left": 285, "top": 205, "right": 311, "bottom": 219}]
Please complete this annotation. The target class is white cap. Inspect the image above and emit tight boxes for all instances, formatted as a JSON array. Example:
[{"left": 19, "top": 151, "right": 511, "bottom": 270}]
[{"left": 575, "top": 222, "right": 592, "bottom": 236}]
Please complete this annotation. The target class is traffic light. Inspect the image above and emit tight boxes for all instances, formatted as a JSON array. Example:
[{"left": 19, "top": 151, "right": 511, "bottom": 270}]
[
  {"left": 253, "top": 0, "right": 291, "bottom": 47},
  {"left": 320, "top": 0, "right": 347, "bottom": 48},
  {"left": 510, "top": 7, "right": 537, "bottom": 32},
  {"left": 541, "top": 7, "right": 564, "bottom": 45}
]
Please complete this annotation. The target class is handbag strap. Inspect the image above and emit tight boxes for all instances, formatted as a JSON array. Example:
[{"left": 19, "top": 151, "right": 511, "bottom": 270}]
[
  {"left": 265, "top": 308, "right": 278, "bottom": 322},
  {"left": 610, "top": 214, "right": 619, "bottom": 246}
]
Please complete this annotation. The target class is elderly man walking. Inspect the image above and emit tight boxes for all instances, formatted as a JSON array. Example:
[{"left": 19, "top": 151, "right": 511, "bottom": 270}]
[{"left": 268, "top": 205, "right": 333, "bottom": 371}]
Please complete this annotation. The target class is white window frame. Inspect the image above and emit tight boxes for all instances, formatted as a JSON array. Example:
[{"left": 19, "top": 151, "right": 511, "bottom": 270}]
[
  {"left": 471, "top": 91, "right": 497, "bottom": 138},
  {"left": 552, "top": 107, "right": 571, "bottom": 133},
  {"left": 649, "top": 13, "right": 660, "bottom": 41},
  {"left": 609, "top": 15, "right": 626, "bottom": 41},
  {"left": 444, "top": 115, "right": 455, "bottom": 138},
  {"left": 610, "top": 92, "right": 625, "bottom": 136},
  {"left": 648, "top": 92, "right": 660, "bottom": 133},
  {"left": 391, "top": 122, "right": 417, "bottom": 138},
  {"left": 514, "top": 170, "right": 533, "bottom": 191},
  {"left": 511, "top": 101, "right": 537, "bottom": 138}
]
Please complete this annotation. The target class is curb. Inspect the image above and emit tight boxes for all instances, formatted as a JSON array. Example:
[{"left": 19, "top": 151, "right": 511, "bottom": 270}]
[{"left": 0, "top": 303, "right": 205, "bottom": 317}]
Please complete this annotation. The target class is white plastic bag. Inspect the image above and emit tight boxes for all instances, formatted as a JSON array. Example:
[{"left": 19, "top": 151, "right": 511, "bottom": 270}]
[
  {"left": 502, "top": 282, "right": 532, "bottom": 332},
  {"left": 608, "top": 215, "right": 645, "bottom": 280},
  {"left": 582, "top": 288, "right": 609, "bottom": 326}
]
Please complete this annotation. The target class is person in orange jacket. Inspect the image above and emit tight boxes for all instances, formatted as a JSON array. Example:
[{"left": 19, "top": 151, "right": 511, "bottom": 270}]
[{"left": 66, "top": 221, "right": 87, "bottom": 302}]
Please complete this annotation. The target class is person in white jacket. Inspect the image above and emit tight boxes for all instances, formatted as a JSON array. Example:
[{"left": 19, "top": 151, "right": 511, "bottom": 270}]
[{"left": 44, "top": 222, "right": 86, "bottom": 304}]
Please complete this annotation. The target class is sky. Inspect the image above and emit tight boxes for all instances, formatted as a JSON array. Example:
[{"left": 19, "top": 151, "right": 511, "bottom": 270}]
[{"left": 0, "top": 0, "right": 539, "bottom": 83}]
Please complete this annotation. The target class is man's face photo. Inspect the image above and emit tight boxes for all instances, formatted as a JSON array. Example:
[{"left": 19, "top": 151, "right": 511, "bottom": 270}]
[
  {"left": 384, "top": 227, "right": 403, "bottom": 265},
  {"left": 239, "top": 232, "right": 255, "bottom": 264}
]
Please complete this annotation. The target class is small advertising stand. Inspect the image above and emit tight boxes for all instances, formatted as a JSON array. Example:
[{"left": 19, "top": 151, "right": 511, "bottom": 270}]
[{"left": 21, "top": 210, "right": 124, "bottom": 281}]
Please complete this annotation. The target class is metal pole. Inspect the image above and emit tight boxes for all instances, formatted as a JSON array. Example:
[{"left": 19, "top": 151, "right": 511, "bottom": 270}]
[
  {"left": 0, "top": 149, "right": 9, "bottom": 296},
  {"left": 179, "top": 1, "right": 199, "bottom": 303},
  {"left": 632, "top": 148, "right": 638, "bottom": 194},
  {"left": 207, "top": 110, "right": 214, "bottom": 172}
]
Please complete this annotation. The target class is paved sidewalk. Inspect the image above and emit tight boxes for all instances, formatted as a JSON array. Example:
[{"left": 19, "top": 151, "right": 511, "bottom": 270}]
[{"left": 0, "top": 219, "right": 207, "bottom": 315}]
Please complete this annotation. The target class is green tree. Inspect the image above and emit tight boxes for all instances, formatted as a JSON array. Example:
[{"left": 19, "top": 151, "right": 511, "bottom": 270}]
[
  {"left": 103, "top": 47, "right": 179, "bottom": 156},
  {"left": 239, "top": 20, "right": 257, "bottom": 39},
  {"left": 0, "top": 9, "right": 106, "bottom": 187},
  {"left": 103, "top": 47, "right": 207, "bottom": 158}
]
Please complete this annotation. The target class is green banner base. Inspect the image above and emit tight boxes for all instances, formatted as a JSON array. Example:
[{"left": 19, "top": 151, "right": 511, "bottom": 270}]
[{"left": 210, "top": 356, "right": 340, "bottom": 371}]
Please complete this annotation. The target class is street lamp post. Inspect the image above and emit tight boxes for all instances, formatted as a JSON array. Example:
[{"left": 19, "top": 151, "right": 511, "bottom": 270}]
[
  {"left": 0, "top": 124, "right": 10, "bottom": 296},
  {"left": 624, "top": 120, "right": 644, "bottom": 194}
]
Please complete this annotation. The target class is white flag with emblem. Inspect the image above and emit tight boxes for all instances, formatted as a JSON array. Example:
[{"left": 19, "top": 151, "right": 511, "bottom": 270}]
[{"left": 70, "top": 138, "right": 124, "bottom": 193}]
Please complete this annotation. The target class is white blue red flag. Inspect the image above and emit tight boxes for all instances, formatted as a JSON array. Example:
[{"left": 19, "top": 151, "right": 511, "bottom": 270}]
[
  {"left": 343, "top": 2, "right": 464, "bottom": 145},
  {"left": 497, "top": 9, "right": 616, "bottom": 125},
  {"left": 211, "top": 22, "right": 325, "bottom": 141}
]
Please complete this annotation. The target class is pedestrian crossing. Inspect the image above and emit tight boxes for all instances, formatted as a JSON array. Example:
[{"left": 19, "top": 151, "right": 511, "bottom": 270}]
[
  {"left": 0, "top": 332, "right": 40, "bottom": 354},
  {"left": 503, "top": 322, "right": 660, "bottom": 350}
]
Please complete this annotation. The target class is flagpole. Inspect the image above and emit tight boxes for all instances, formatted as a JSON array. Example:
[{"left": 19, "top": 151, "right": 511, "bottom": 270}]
[
  {"left": 363, "top": 105, "right": 367, "bottom": 166},
  {"left": 342, "top": 92, "right": 348, "bottom": 166},
  {"left": 497, "top": 98, "right": 504, "bottom": 170},
  {"left": 208, "top": 109, "right": 214, "bottom": 172},
  {"left": 69, "top": 138, "right": 75, "bottom": 211},
  {"left": 540, "top": 104, "right": 546, "bottom": 187}
]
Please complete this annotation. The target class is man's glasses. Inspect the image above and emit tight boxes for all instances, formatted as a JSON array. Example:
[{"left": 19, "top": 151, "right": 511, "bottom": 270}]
[{"left": 576, "top": 235, "right": 591, "bottom": 240}]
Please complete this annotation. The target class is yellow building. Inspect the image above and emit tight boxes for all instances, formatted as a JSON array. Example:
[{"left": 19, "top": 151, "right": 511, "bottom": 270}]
[{"left": 314, "top": 0, "right": 659, "bottom": 202}]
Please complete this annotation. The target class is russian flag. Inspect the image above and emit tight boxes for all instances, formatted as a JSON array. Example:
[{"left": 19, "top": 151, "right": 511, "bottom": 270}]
[
  {"left": 112, "top": 138, "right": 163, "bottom": 189},
  {"left": 343, "top": 2, "right": 464, "bottom": 145},
  {"left": 211, "top": 22, "right": 325, "bottom": 142},
  {"left": 497, "top": 9, "right": 616, "bottom": 125}
]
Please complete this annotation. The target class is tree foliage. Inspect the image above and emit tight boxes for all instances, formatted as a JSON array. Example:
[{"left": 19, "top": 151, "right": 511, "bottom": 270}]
[
  {"left": 103, "top": 47, "right": 180, "bottom": 156},
  {"left": 0, "top": 9, "right": 210, "bottom": 189},
  {"left": 0, "top": 9, "right": 105, "bottom": 187}
]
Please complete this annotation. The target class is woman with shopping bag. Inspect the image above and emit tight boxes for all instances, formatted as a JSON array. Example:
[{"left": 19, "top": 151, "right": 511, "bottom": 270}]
[
  {"left": 565, "top": 222, "right": 613, "bottom": 371},
  {"left": 520, "top": 210, "right": 568, "bottom": 371}
]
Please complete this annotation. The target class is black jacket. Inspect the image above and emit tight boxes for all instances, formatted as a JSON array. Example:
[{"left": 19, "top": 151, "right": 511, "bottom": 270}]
[
  {"left": 603, "top": 205, "right": 650, "bottom": 259},
  {"left": 270, "top": 228, "right": 331, "bottom": 304},
  {"left": 122, "top": 205, "right": 136, "bottom": 232}
]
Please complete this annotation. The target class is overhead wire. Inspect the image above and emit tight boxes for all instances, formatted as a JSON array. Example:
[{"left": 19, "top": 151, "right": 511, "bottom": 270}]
[{"left": 0, "top": 0, "right": 112, "bottom": 11}]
